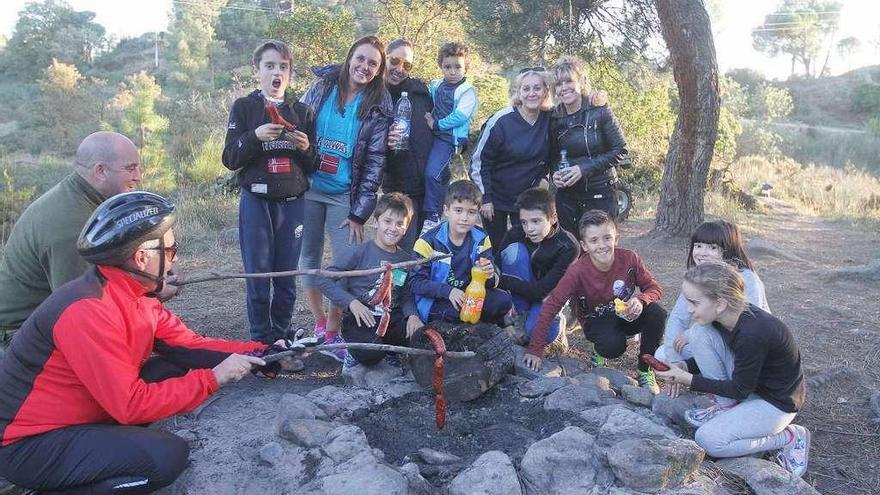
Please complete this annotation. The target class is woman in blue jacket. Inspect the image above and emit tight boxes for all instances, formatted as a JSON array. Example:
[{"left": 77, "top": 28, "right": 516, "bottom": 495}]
[{"left": 299, "top": 36, "right": 393, "bottom": 361}]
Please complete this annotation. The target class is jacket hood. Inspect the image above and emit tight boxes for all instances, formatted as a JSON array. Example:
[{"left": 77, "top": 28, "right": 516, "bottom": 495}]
[{"left": 310, "top": 64, "right": 341, "bottom": 80}]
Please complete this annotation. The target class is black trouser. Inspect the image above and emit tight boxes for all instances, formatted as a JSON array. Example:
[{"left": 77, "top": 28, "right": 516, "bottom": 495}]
[
  {"left": 482, "top": 210, "right": 519, "bottom": 259},
  {"left": 0, "top": 356, "right": 206, "bottom": 493},
  {"left": 341, "top": 311, "right": 408, "bottom": 366},
  {"left": 556, "top": 185, "right": 618, "bottom": 239},
  {"left": 584, "top": 302, "right": 666, "bottom": 372},
  {"left": 0, "top": 424, "right": 188, "bottom": 494}
]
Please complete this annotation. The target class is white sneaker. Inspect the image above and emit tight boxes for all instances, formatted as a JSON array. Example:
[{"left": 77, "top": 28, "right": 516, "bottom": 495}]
[{"left": 774, "top": 424, "right": 811, "bottom": 477}]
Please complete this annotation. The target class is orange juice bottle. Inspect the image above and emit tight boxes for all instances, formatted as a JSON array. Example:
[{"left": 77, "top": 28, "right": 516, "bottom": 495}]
[{"left": 460, "top": 259, "right": 490, "bottom": 323}]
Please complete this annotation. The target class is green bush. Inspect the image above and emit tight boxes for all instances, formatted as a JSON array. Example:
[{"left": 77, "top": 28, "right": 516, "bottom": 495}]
[
  {"left": 853, "top": 83, "right": 880, "bottom": 114},
  {"left": 181, "top": 131, "right": 227, "bottom": 186}
]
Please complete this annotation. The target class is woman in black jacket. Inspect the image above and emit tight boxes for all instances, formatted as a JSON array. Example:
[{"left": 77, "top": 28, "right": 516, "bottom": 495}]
[
  {"left": 382, "top": 38, "right": 433, "bottom": 250},
  {"left": 298, "top": 36, "right": 393, "bottom": 360},
  {"left": 549, "top": 56, "right": 628, "bottom": 237}
]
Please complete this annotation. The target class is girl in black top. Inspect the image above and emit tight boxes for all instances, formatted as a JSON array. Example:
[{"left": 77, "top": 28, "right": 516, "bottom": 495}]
[{"left": 656, "top": 262, "right": 810, "bottom": 477}]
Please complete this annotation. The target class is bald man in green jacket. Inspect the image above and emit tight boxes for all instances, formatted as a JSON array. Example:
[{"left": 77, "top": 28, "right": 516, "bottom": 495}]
[{"left": 0, "top": 131, "right": 149, "bottom": 349}]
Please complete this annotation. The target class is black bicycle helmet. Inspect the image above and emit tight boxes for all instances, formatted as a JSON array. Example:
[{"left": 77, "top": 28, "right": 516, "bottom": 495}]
[{"left": 77, "top": 192, "right": 177, "bottom": 265}]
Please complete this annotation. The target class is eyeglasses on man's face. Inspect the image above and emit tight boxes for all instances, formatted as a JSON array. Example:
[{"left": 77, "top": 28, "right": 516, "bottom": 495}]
[{"left": 144, "top": 242, "right": 178, "bottom": 261}]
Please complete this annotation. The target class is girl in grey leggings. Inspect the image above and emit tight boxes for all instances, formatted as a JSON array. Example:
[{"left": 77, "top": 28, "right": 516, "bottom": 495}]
[{"left": 656, "top": 263, "right": 810, "bottom": 477}]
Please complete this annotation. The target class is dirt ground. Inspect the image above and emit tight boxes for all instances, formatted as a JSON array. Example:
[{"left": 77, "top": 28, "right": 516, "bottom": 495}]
[{"left": 167, "top": 196, "right": 880, "bottom": 495}]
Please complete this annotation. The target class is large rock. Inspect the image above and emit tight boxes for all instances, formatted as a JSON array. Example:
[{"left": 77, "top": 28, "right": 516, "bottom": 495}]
[
  {"left": 322, "top": 425, "right": 371, "bottom": 464},
  {"left": 342, "top": 359, "right": 421, "bottom": 399},
  {"left": 410, "top": 322, "right": 515, "bottom": 402},
  {"left": 579, "top": 404, "right": 661, "bottom": 430},
  {"left": 582, "top": 368, "right": 638, "bottom": 392},
  {"left": 305, "top": 452, "right": 411, "bottom": 494},
  {"left": 596, "top": 407, "right": 676, "bottom": 447},
  {"left": 257, "top": 441, "right": 285, "bottom": 466},
  {"left": 512, "top": 345, "right": 564, "bottom": 379},
  {"left": 306, "top": 386, "right": 374, "bottom": 418},
  {"left": 715, "top": 457, "right": 821, "bottom": 495},
  {"left": 517, "top": 376, "right": 576, "bottom": 398},
  {"left": 277, "top": 418, "right": 337, "bottom": 447},
  {"left": 416, "top": 448, "right": 461, "bottom": 465},
  {"left": 447, "top": 451, "right": 522, "bottom": 495},
  {"left": 277, "top": 393, "right": 327, "bottom": 421},
  {"left": 399, "top": 463, "right": 435, "bottom": 495},
  {"left": 606, "top": 437, "right": 704, "bottom": 493},
  {"left": 667, "top": 475, "right": 735, "bottom": 495},
  {"left": 651, "top": 393, "right": 713, "bottom": 428},
  {"left": 620, "top": 384, "right": 655, "bottom": 407},
  {"left": 544, "top": 376, "right": 614, "bottom": 413},
  {"left": 519, "top": 426, "right": 614, "bottom": 494}
]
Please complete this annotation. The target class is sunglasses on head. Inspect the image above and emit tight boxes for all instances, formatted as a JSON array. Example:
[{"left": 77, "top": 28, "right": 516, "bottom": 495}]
[
  {"left": 389, "top": 56, "right": 413, "bottom": 71},
  {"left": 519, "top": 66, "right": 546, "bottom": 74}
]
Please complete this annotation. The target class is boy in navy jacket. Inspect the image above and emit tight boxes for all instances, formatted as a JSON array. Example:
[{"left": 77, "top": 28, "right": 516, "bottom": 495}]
[
  {"left": 410, "top": 180, "right": 511, "bottom": 326},
  {"left": 222, "top": 40, "right": 316, "bottom": 345}
]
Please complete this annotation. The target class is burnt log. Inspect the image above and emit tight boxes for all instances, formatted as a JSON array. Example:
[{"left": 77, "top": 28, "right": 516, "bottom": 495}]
[{"left": 409, "top": 322, "right": 515, "bottom": 402}]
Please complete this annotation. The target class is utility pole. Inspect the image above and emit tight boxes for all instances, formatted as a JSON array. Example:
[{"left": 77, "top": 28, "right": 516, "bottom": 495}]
[{"left": 154, "top": 32, "right": 159, "bottom": 69}]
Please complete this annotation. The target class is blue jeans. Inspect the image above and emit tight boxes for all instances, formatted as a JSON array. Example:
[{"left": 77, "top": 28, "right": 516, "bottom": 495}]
[
  {"left": 239, "top": 190, "right": 304, "bottom": 343},
  {"left": 500, "top": 242, "right": 560, "bottom": 343},
  {"left": 422, "top": 138, "right": 456, "bottom": 217},
  {"left": 427, "top": 288, "right": 512, "bottom": 327}
]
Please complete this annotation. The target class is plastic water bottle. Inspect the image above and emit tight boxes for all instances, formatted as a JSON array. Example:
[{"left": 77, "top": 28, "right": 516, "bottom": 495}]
[
  {"left": 559, "top": 149, "right": 570, "bottom": 169},
  {"left": 393, "top": 92, "right": 411, "bottom": 151}
]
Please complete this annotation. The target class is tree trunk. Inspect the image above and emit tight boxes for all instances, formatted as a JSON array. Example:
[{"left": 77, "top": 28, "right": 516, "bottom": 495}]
[{"left": 652, "top": 0, "right": 720, "bottom": 237}]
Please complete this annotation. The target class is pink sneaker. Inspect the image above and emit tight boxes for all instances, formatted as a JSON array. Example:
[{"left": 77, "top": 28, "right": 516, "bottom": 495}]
[
  {"left": 313, "top": 319, "right": 327, "bottom": 342},
  {"left": 320, "top": 335, "right": 348, "bottom": 363},
  {"left": 775, "top": 424, "right": 811, "bottom": 477}
]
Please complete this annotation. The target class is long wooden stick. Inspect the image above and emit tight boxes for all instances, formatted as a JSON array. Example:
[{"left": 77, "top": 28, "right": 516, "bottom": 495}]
[
  {"left": 176, "top": 253, "right": 450, "bottom": 287},
  {"left": 262, "top": 342, "right": 475, "bottom": 363}
]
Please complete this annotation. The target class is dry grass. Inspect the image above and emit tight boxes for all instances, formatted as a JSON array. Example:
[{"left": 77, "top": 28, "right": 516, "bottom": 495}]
[{"left": 726, "top": 155, "right": 880, "bottom": 222}]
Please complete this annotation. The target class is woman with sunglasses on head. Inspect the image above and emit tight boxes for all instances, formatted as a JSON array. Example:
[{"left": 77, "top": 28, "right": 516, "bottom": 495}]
[
  {"left": 299, "top": 36, "right": 393, "bottom": 361},
  {"left": 382, "top": 38, "right": 433, "bottom": 249},
  {"left": 549, "top": 56, "right": 627, "bottom": 237},
  {"left": 470, "top": 67, "right": 555, "bottom": 255}
]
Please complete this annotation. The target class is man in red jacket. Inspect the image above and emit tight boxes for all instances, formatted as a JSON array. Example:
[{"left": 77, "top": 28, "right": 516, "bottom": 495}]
[{"left": 0, "top": 192, "right": 287, "bottom": 494}]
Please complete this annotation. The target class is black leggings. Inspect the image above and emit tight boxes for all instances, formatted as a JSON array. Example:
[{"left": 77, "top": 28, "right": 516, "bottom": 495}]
[
  {"left": 556, "top": 186, "right": 618, "bottom": 239},
  {"left": 482, "top": 210, "right": 520, "bottom": 259},
  {"left": 0, "top": 424, "right": 188, "bottom": 494},
  {"left": 341, "top": 312, "right": 408, "bottom": 366},
  {"left": 0, "top": 356, "right": 204, "bottom": 493},
  {"left": 584, "top": 302, "right": 666, "bottom": 371}
]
